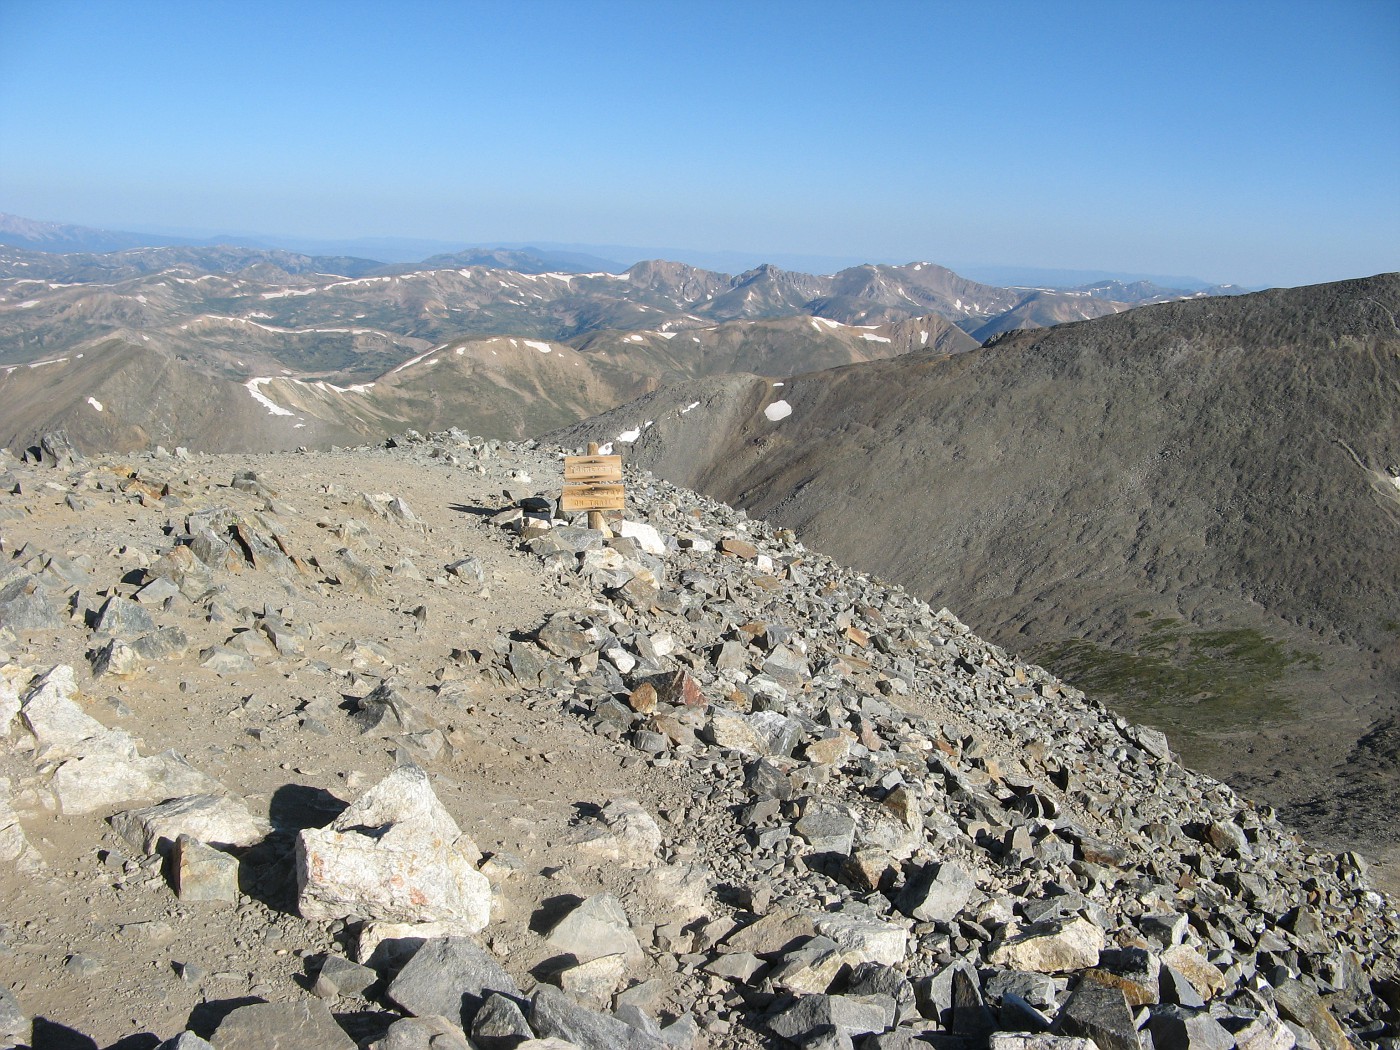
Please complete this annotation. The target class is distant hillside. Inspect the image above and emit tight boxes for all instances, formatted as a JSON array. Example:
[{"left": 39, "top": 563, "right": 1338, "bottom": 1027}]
[
  {"left": 0, "top": 312, "right": 969, "bottom": 453},
  {"left": 550, "top": 273, "right": 1400, "bottom": 855}
]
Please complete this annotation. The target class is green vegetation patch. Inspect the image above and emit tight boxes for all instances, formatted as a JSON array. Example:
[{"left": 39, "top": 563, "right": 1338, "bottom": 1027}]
[{"left": 1031, "top": 621, "right": 1319, "bottom": 742}]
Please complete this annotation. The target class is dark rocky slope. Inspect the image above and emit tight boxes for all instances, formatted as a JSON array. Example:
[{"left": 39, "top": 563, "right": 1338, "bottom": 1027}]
[{"left": 550, "top": 274, "right": 1400, "bottom": 862}]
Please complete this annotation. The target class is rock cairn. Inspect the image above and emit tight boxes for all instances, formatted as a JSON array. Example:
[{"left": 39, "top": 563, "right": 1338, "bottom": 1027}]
[{"left": 0, "top": 429, "right": 1395, "bottom": 1050}]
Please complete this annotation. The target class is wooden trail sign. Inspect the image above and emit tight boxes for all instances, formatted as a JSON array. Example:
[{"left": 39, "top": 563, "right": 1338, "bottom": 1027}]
[
  {"left": 560, "top": 484, "right": 626, "bottom": 513},
  {"left": 562, "top": 444, "right": 624, "bottom": 526},
  {"left": 563, "top": 456, "right": 622, "bottom": 482}
]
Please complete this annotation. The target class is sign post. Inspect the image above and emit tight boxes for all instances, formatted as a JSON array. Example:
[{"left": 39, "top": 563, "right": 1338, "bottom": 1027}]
[{"left": 562, "top": 442, "right": 624, "bottom": 533}]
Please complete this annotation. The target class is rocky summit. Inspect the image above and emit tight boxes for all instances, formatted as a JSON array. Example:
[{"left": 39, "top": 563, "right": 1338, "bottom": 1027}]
[{"left": 0, "top": 430, "right": 1395, "bottom": 1050}]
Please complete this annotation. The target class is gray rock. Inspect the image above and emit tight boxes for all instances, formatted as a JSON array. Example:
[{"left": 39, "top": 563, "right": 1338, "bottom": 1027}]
[
  {"left": 722, "top": 905, "right": 808, "bottom": 955},
  {"left": 296, "top": 766, "right": 490, "bottom": 927},
  {"left": 387, "top": 937, "right": 519, "bottom": 1028},
  {"left": 814, "top": 912, "right": 908, "bottom": 966},
  {"left": 894, "top": 860, "right": 974, "bottom": 923},
  {"left": 1160, "top": 964, "right": 1207, "bottom": 1008},
  {"left": 529, "top": 985, "right": 667, "bottom": 1049},
  {"left": 159, "top": 1034, "right": 217, "bottom": 1050},
  {"left": 371, "top": 1015, "right": 473, "bottom": 1050},
  {"left": 991, "top": 1036, "right": 1100, "bottom": 1050},
  {"left": 545, "top": 893, "right": 644, "bottom": 965},
  {"left": 471, "top": 991, "right": 534, "bottom": 1049},
  {"left": 0, "top": 575, "right": 61, "bottom": 630},
  {"left": 769, "top": 944, "right": 845, "bottom": 994},
  {"left": 532, "top": 526, "right": 606, "bottom": 555},
  {"left": 795, "top": 800, "right": 858, "bottom": 854},
  {"left": 37, "top": 430, "right": 78, "bottom": 466},
  {"left": 762, "top": 644, "right": 810, "bottom": 683},
  {"left": 1229, "top": 1012, "right": 1297, "bottom": 1050},
  {"left": 844, "top": 962, "right": 918, "bottom": 1025},
  {"left": 704, "top": 951, "right": 764, "bottom": 982},
  {"left": 134, "top": 576, "right": 181, "bottom": 605},
  {"left": 705, "top": 707, "right": 801, "bottom": 757},
  {"left": 334, "top": 548, "right": 381, "bottom": 594},
  {"left": 537, "top": 612, "right": 598, "bottom": 658},
  {"left": 1148, "top": 1004, "right": 1237, "bottom": 1050},
  {"left": 314, "top": 954, "right": 378, "bottom": 999},
  {"left": 209, "top": 998, "right": 357, "bottom": 1049},
  {"left": 1127, "top": 724, "right": 1171, "bottom": 760},
  {"left": 1271, "top": 980, "right": 1352, "bottom": 1050},
  {"left": 1055, "top": 978, "right": 1141, "bottom": 1050},
  {"left": 659, "top": 1012, "right": 699, "bottom": 1049},
  {"left": 865, "top": 1032, "right": 935, "bottom": 1050},
  {"left": 93, "top": 595, "right": 156, "bottom": 638},
  {"left": 615, "top": 1002, "right": 664, "bottom": 1039},
  {"left": 0, "top": 986, "right": 29, "bottom": 1046},
  {"left": 990, "top": 917, "right": 1106, "bottom": 973},
  {"left": 1204, "top": 819, "right": 1250, "bottom": 856},
  {"left": 767, "top": 993, "right": 895, "bottom": 1040},
  {"left": 557, "top": 952, "right": 628, "bottom": 1005}
]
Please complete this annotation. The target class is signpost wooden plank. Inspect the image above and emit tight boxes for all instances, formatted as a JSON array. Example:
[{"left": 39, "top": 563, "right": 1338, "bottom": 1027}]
[
  {"left": 560, "top": 485, "right": 626, "bottom": 513},
  {"left": 563, "top": 442, "right": 625, "bottom": 531},
  {"left": 563, "top": 456, "right": 622, "bottom": 482}
]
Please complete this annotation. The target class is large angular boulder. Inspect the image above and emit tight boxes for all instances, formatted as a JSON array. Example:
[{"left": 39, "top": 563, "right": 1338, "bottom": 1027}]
[
  {"left": 386, "top": 936, "right": 519, "bottom": 1029},
  {"left": 989, "top": 917, "right": 1106, "bottom": 973},
  {"left": 544, "top": 893, "right": 644, "bottom": 966},
  {"left": 296, "top": 766, "right": 490, "bottom": 928},
  {"left": 895, "top": 861, "right": 975, "bottom": 923},
  {"left": 529, "top": 986, "right": 667, "bottom": 1050}
]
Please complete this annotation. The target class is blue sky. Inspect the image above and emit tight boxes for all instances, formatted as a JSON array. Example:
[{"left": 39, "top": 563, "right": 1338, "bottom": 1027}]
[{"left": 1, "top": 0, "right": 1396, "bottom": 286}]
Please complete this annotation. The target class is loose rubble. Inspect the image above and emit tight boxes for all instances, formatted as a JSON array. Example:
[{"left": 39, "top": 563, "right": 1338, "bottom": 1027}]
[{"left": 0, "top": 429, "right": 1394, "bottom": 1049}]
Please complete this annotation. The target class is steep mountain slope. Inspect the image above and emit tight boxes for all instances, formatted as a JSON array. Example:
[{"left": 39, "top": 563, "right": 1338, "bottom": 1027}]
[
  {"left": 0, "top": 339, "right": 377, "bottom": 454},
  {"left": 551, "top": 273, "right": 1400, "bottom": 854}
]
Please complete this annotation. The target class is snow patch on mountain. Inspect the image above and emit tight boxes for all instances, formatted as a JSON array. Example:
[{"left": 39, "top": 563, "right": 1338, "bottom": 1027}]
[{"left": 245, "top": 378, "right": 295, "bottom": 417}]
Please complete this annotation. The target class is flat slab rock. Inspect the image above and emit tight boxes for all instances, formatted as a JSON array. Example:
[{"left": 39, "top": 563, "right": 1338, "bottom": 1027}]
[
  {"left": 110, "top": 793, "right": 269, "bottom": 855},
  {"left": 209, "top": 998, "right": 356, "bottom": 1049}
]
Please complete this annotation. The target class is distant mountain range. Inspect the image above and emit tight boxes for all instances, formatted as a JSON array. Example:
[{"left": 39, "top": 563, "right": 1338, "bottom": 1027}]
[
  {"left": 0, "top": 211, "right": 1246, "bottom": 291},
  {"left": 0, "top": 208, "right": 1248, "bottom": 460},
  {"left": 0, "top": 212, "right": 625, "bottom": 273}
]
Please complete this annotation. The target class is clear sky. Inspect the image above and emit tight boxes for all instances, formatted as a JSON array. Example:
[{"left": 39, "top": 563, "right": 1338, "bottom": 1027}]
[{"left": 1, "top": 0, "right": 1396, "bottom": 286}]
